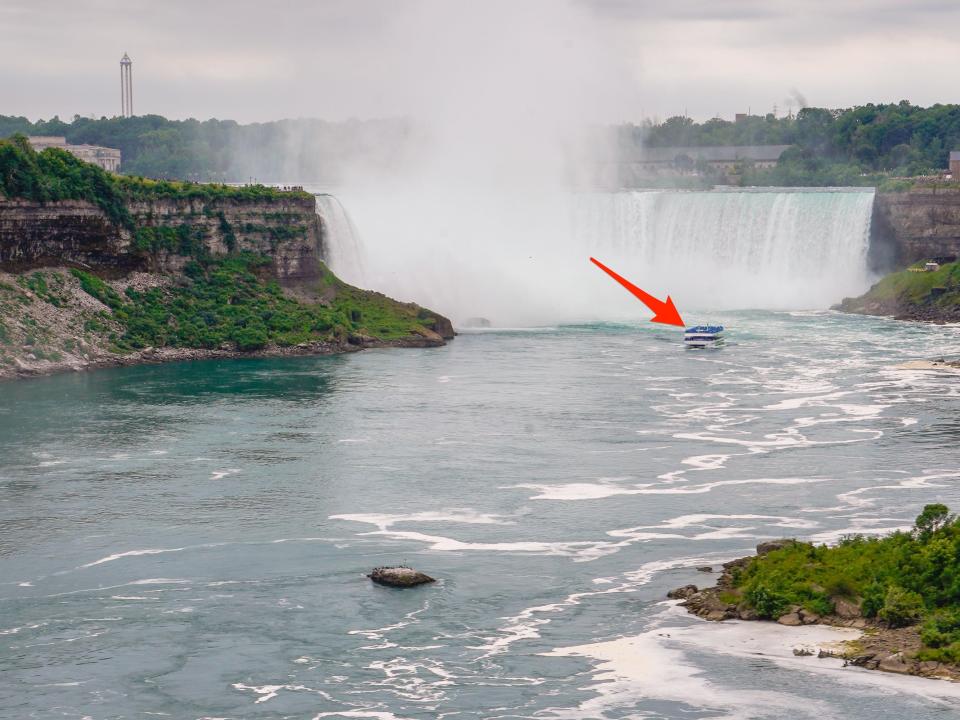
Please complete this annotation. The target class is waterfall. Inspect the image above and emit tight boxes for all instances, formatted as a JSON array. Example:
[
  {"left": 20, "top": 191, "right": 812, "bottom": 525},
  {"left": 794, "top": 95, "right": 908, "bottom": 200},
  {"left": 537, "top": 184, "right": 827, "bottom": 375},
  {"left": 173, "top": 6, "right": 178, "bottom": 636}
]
[
  {"left": 321, "top": 187, "right": 876, "bottom": 325},
  {"left": 573, "top": 188, "right": 876, "bottom": 312},
  {"left": 314, "top": 193, "right": 366, "bottom": 286}
]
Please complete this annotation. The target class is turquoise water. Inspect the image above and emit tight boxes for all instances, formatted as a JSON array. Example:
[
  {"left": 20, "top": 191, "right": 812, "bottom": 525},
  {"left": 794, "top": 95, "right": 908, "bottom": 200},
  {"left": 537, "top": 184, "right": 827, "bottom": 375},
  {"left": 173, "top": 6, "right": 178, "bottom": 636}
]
[{"left": 3, "top": 312, "right": 960, "bottom": 719}]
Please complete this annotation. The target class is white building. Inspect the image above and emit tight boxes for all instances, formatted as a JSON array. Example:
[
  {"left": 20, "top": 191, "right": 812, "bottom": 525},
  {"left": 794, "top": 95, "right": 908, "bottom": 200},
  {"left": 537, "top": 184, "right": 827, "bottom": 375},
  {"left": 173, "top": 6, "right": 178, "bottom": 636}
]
[{"left": 27, "top": 136, "right": 122, "bottom": 173}]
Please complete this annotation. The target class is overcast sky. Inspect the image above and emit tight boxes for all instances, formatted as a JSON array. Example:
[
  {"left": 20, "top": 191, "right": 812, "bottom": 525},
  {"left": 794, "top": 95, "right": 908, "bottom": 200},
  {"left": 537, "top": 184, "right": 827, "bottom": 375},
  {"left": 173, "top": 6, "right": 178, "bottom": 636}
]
[{"left": 3, "top": 0, "right": 959, "bottom": 124}]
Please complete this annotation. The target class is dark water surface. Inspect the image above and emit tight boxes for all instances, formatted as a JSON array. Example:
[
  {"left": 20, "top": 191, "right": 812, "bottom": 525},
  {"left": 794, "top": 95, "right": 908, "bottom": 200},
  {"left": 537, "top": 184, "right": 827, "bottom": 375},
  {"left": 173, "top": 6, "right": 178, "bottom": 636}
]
[{"left": 3, "top": 312, "right": 960, "bottom": 719}]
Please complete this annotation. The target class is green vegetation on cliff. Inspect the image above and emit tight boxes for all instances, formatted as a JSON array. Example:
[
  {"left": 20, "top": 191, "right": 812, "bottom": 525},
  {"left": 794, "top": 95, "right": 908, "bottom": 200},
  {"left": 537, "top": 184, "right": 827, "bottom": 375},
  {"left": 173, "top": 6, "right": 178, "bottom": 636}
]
[
  {"left": 838, "top": 261, "right": 960, "bottom": 320},
  {"left": 0, "top": 135, "right": 310, "bottom": 230},
  {"left": 68, "top": 255, "right": 438, "bottom": 352},
  {"left": 733, "top": 505, "right": 960, "bottom": 662}
]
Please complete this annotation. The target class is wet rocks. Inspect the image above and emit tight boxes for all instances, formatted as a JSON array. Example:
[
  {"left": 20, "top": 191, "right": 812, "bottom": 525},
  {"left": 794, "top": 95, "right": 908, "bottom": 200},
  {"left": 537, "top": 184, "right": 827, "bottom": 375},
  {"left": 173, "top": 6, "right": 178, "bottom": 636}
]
[
  {"left": 367, "top": 566, "right": 435, "bottom": 588},
  {"left": 777, "top": 611, "right": 803, "bottom": 626},
  {"left": 878, "top": 653, "right": 911, "bottom": 674},
  {"left": 696, "top": 565, "right": 713, "bottom": 573},
  {"left": 667, "top": 584, "right": 698, "bottom": 600}
]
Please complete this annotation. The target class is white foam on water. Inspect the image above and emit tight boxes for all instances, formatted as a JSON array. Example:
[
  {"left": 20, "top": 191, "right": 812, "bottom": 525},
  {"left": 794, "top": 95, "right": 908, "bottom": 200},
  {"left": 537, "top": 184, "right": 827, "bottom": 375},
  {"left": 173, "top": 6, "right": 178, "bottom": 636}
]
[
  {"left": 512, "top": 476, "right": 829, "bottom": 501},
  {"left": 472, "top": 556, "right": 722, "bottom": 658},
  {"left": 364, "top": 656, "right": 453, "bottom": 703},
  {"left": 543, "top": 631, "right": 829, "bottom": 719},
  {"left": 232, "top": 682, "right": 335, "bottom": 705},
  {"left": 0, "top": 621, "right": 48, "bottom": 636},
  {"left": 79, "top": 543, "right": 229, "bottom": 568},
  {"left": 835, "top": 469, "right": 958, "bottom": 510},
  {"left": 348, "top": 599, "right": 433, "bottom": 646},
  {"left": 312, "top": 712, "right": 415, "bottom": 720},
  {"left": 542, "top": 602, "right": 960, "bottom": 718},
  {"left": 619, "top": 514, "right": 819, "bottom": 533},
  {"left": 333, "top": 509, "right": 627, "bottom": 561},
  {"left": 333, "top": 509, "right": 512, "bottom": 527},
  {"left": 210, "top": 468, "right": 241, "bottom": 480},
  {"left": 656, "top": 608, "right": 960, "bottom": 706}
]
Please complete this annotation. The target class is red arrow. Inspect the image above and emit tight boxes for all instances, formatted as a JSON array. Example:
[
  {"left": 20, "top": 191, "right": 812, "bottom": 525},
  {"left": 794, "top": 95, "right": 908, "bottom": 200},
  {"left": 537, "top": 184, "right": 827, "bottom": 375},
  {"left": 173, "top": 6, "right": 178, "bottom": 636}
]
[{"left": 590, "top": 257, "right": 685, "bottom": 327}]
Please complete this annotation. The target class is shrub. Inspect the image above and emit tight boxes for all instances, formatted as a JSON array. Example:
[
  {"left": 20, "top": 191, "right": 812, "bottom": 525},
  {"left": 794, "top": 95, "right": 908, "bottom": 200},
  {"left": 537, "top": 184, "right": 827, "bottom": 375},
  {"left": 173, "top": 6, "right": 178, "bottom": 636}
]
[
  {"left": 878, "top": 586, "right": 924, "bottom": 628},
  {"left": 921, "top": 610, "right": 960, "bottom": 648},
  {"left": 861, "top": 581, "right": 886, "bottom": 618},
  {"left": 747, "top": 585, "right": 790, "bottom": 619},
  {"left": 232, "top": 323, "right": 268, "bottom": 351}
]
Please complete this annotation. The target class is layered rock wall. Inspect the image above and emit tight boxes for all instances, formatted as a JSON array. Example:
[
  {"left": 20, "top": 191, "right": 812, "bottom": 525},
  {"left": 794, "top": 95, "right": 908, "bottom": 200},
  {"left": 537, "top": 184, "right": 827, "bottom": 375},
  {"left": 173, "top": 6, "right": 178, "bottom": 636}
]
[
  {"left": 871, "top": 188, "right": 960, "bottom": 269},
  {"left": 0, "top": 195, "right": 324, "bottom": 284}
]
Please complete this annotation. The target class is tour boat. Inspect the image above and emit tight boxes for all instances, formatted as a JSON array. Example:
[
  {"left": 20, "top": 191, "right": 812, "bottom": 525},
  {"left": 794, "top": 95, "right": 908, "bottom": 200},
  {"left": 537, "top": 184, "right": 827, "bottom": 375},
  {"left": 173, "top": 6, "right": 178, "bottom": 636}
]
[{"left": 684, "top": 325, "right": 725, "bottom": 348}]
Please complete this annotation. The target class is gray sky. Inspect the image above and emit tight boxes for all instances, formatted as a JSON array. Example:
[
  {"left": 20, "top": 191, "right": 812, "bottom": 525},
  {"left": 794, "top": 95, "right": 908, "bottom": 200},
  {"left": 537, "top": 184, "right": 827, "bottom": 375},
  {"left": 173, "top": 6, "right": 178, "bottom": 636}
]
[{"left": 3, "top": 0, "right": 959, "bottom": 124}]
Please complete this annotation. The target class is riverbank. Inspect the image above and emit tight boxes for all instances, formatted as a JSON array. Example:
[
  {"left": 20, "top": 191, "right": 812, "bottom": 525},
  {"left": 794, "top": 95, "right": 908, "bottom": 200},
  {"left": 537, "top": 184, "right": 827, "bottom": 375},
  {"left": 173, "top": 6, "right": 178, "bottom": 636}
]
[
  {"left": 0, "top": 263, "right": 453, "bottom": 382},
  {"left": 669, "top": 537, "right": 960, "bottom": 683},
  {"left": 0, "top": 333, "right": 446, "bottom": 382},
  {"left": 837, "top": 260, "right": 960, "bottom": 323}
]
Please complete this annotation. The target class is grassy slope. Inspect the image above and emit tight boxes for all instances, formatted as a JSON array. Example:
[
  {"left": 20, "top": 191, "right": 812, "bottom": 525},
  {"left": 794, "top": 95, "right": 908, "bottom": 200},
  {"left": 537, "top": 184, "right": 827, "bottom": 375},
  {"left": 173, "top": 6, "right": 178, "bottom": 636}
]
[
  {"left": 730, "top": 505, "right": 960, "bottom": 663},
  {"left": 839, "top": 261, "right": 960, "bottom": 315},
  {"left": 0, "top": 257, "right": 445, "bottom": 377}
]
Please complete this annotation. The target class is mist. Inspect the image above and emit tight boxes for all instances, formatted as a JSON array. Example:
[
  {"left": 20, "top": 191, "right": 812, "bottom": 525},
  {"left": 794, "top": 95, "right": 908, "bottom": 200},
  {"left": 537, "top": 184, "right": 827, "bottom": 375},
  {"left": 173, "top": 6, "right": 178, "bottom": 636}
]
[
  {"left": 297, "top": 0, "right": 648, "bottom": 326},
  {"left": 304, "top": 0, "right": 875, "bottom": 324}
]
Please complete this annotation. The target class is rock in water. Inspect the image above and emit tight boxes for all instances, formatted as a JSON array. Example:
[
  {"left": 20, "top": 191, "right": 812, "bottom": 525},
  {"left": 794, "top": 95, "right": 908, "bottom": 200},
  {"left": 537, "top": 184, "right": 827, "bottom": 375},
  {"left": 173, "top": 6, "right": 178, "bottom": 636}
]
[
  {"left": 666, "top": 584, "right": 698, "bottom": 599},
  {"left": 368, "top": 566, "right": 435, "bottom": 588}
]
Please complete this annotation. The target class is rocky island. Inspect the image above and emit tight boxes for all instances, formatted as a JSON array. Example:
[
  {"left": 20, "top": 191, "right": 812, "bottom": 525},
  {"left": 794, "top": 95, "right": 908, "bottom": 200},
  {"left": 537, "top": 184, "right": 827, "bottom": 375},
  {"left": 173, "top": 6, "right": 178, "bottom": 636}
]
[
  {"left": 670, "top": 504, "right": 960, "bottom": 682},
  {"left": 0, "top": 135, "right": 453, "bottom": 380}
]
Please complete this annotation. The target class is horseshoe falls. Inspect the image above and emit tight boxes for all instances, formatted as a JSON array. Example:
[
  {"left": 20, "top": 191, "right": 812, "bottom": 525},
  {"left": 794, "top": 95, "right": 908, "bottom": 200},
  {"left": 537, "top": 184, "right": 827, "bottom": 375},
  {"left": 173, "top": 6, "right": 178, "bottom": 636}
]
[
  {"left": 325, "top": 187, "right": 877, "bottom": 325},
  {"left": 574, "top": 188, "right": 876, "bottom": 311}
]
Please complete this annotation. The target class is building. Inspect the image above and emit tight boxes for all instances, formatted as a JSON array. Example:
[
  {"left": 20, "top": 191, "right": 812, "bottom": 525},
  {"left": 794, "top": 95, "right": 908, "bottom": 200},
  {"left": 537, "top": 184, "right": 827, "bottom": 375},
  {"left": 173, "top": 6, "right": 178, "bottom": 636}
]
[
  {"left": 28, "top": 136, "right": 121, "bottom": 173},
  {"left": 950, "top": 151, "right": 960, "bottom": 178},
  {"left": 634, "top": 145, "right": 791, "bottom": 173},
  {"left": 608, "top": 144, "right": 791, "bottom": 186}
]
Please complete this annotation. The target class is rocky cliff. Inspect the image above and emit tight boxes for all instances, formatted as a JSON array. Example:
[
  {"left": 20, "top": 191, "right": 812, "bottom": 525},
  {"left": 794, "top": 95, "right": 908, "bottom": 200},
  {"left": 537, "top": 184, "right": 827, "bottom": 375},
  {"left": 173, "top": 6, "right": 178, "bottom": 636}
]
[
  {"left": 871, "top": 187, "right": 960, "bottom": 270},
  {"left": 0, "top": 193, "right": 453, "bottom": 380},
  {"left": 0, "top": 195, "right": 325, "bottom": 284}
]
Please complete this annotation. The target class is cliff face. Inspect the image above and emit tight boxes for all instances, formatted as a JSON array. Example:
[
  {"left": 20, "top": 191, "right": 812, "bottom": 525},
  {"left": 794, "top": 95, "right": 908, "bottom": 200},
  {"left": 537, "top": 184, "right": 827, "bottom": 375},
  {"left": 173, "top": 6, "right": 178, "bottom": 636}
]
[
  {"left": 0, "top": 193, "right": 454, "bottom": 381},
  {"left": 0, "top": 195, "right": 325, "bottom": 284},
  {"left": 871, "top": 188, "right": 960, "bottom": 269},
  {"left": 0, "top": 200, "right": 129, "bottom": 271}
]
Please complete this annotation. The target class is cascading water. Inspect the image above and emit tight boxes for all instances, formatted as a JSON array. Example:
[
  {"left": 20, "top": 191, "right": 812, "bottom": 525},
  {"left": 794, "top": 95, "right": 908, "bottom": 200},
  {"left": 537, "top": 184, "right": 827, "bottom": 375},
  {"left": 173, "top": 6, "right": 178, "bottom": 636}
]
[
  {"left": 323, "top": 187, "right": 877, "bottom": 325},
  {"left": 574, "top": 188, "right": 876, "bottom": 312},
  {"left": 314, "top": 193, "right": 366, "bottom": 286}
]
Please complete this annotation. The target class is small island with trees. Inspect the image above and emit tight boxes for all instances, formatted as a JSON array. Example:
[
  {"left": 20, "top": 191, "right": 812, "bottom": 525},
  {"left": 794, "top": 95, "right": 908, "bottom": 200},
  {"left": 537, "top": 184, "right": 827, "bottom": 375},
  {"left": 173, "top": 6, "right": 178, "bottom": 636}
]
[{"left": 670, "top": 504, "right": 960, "bottom": 681}]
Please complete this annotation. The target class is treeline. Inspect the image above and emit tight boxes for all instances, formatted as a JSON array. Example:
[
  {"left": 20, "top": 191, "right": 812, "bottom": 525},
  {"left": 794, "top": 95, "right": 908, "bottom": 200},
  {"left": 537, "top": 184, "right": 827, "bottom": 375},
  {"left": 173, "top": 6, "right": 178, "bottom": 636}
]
[
  {"left": 619, "top": 101, "right": 960, "bottom": 186},
  {"left": 0, "top": 114, "right": 411, "bottom": 183},
  {"left": 5, "top": 102, "right": 960, "bottom": 188}
]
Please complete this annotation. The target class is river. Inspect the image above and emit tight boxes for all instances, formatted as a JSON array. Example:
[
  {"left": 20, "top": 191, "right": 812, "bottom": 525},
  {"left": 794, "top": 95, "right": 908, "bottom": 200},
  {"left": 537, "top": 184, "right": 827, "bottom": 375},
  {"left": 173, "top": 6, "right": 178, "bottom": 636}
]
[{"left": 3, "top": 311, "right": 960, "bottom": 718}]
